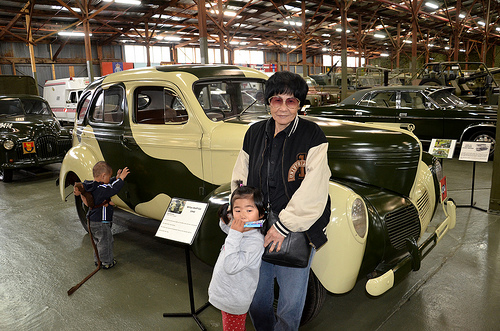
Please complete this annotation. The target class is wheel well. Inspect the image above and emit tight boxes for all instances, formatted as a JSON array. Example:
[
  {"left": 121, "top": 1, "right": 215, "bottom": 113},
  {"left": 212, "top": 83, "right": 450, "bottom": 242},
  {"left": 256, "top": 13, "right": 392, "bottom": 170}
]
[
  {"left": 65, "top": 171, "right": 80, "bottom": 188},
  {"left": 462, "top": 127, "right": 496, "bottom": 142}
]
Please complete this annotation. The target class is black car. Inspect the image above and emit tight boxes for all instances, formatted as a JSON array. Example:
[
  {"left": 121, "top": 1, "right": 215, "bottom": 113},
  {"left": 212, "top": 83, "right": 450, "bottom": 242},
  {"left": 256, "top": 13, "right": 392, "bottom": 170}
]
[
  {"left": 0, "top": 76, "right": 72, "bottom": 182},
  {"left": 306, "top": 85, "right": 497, "bottom": 155}
]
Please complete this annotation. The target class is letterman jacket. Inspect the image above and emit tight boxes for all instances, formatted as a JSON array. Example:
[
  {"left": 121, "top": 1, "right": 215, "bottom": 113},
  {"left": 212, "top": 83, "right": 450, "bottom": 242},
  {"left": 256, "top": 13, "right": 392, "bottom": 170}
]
[{"left": 232, "top": 115, "right": 331, "bottom": 249}]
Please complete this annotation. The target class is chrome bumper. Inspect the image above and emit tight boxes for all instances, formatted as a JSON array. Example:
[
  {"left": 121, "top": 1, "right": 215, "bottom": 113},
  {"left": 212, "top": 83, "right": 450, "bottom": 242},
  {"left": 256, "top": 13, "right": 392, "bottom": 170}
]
[{"left": 365, "top": 199, "right": 457, "bottom": 296}]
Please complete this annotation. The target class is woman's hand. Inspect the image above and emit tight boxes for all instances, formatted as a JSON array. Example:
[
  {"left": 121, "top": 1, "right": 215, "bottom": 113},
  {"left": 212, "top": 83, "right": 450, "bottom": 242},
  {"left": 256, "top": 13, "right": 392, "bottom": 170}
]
[{"left": 265, "top": 225, "right": 285, "bottom": 252}]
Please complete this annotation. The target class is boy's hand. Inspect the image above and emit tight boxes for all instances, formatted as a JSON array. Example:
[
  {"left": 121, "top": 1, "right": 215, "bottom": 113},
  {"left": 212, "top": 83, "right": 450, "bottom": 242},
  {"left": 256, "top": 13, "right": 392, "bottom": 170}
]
[{"left": 117, "top": 167, "right": 130, "bottom": 180}]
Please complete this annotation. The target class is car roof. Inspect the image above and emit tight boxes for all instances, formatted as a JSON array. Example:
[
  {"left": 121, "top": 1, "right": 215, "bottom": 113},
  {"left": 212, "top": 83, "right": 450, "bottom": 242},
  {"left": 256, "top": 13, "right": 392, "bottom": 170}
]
[{"left": 341, "top": 85, "right": 451, "bottom": 104}]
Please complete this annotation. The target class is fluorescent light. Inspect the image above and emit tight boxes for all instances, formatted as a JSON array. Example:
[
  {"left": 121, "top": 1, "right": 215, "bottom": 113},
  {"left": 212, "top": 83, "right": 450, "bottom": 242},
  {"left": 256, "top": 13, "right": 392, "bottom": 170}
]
[
  {"left": 51, "top": 5, "right": 81, "bottom": 12},
  {"left": 380, "top": 53, "right": 389, "bottom": 57},
  {"left": 58, "top": 31, "right": 91, "bottom": 37},
  {"left": 478, "top": 21, "right": 485, "bottom": 26},
  {"left": 374, "top": 33, "right": 385, "bottom": 38},
  {"left": 425, "top": 2, "right": 439, "bottom": 9},
  {"left": 103, "top": 0, "right": 141, "bottom": 5},
  {"left": 459, "top": 13, "right": 465, "bottom": 19},
  {"left": 164, "top": 36, "right": 181, "bottom": 41}
]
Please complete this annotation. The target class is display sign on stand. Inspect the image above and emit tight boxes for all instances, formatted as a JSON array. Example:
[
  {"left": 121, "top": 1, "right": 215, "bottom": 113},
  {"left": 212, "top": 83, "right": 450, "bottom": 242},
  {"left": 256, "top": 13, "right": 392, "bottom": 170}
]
[
  {"left": 156, "top": 198, "right": 211, "bottom": 330},
  {"left": 456, "top": 142, "right": 491, "bottom": 212},
  {"left": 428, "top": 139, "right": 457, "bottom": 158}
]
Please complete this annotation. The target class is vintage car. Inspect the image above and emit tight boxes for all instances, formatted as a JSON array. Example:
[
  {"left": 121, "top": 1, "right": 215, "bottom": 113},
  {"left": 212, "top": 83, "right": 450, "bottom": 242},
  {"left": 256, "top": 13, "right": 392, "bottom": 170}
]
[
  {"left": 0, "top": 75, "right": 72, "bottom": 182},
  {"left": 58, "top": 65, "right": 456, "bottom": 324},
  {"left": 305, "top": 85, "right": 497, "bottom": 157}
]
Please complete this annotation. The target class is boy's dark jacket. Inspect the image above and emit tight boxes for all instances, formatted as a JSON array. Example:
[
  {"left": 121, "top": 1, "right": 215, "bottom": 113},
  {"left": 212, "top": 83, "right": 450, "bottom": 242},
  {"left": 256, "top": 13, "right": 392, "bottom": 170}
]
[{"left": 83, "top": 178, "right": 124, "bottom": 222}]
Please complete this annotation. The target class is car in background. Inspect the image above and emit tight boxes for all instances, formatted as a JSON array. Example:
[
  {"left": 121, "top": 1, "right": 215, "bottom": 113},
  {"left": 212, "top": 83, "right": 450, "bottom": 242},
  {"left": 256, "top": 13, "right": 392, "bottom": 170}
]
[
  {"left": 58, "top": 65, "right": 456, "bottom": 325},
  {"left": 43, "top": 77, "right": 90, "bottom": 125},
  {"left": 305, "top": 85, "right": 497, "bottom": 156},
  {"left": 415, "top": 61, "right": 500, "bottom": 105},
  {"left": 0, "top": 75, "right": 73, "bottom": 182}
]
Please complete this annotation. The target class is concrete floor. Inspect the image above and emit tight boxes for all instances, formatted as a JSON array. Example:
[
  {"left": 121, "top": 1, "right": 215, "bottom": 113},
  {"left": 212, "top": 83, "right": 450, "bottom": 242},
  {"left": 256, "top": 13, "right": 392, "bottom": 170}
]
[{"left": 1, "top": 159, "right": 499, "bottom": 331}]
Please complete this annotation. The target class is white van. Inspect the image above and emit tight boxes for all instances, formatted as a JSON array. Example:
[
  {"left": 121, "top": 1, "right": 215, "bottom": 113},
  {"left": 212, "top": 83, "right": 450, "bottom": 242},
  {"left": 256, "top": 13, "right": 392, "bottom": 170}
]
[{"left": 43, "top": 77, "right": 90, "bottom": 124}]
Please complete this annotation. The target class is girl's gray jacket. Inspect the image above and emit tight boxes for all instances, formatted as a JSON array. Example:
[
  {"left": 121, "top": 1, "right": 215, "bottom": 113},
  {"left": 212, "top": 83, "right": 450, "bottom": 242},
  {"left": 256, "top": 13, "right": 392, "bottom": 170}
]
[{"left": 208, "top": 221, "right": 265, "bottom": 315}]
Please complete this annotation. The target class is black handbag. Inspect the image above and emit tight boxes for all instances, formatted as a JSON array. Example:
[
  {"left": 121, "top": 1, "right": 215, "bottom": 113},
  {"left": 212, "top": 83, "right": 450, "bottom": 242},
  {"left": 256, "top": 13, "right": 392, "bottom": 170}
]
[{"left": 261, "top": 210, "right": 312, "bottom": 268}]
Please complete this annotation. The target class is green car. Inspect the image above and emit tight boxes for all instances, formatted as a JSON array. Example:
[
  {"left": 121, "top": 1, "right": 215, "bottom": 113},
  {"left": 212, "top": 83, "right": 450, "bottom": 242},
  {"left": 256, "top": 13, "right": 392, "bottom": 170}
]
[
  {"left": 58, "top": 65, "right": 456, "bottom": 325},
  {"left": 0, "top": 75, "right": 72, "bottom": 182},
  {"left": 306, "top": 85, "right": 497, "bottom": 156}
]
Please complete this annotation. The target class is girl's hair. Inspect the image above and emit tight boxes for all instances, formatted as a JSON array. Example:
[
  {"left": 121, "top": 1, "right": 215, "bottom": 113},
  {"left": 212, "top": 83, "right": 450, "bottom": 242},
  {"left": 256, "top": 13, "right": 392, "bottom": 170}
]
[
  {"left": 264, "top": 71, "right": 309, "bottom": 106},
  {"left": 218, "top": 181, "right": 266, "bottom": 227}
]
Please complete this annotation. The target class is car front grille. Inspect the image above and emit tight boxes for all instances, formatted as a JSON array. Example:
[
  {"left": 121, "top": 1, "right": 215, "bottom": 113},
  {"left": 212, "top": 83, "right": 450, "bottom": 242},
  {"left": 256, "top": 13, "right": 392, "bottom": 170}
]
[
  {"left": 16, "top": 135, "right": 71, "bottom": 161},
  {"left": 385, "top": 204, "right": 421, "bottom": 251},
  {"left": 416, "top": 189, "right": 431, "bottom": 223}
]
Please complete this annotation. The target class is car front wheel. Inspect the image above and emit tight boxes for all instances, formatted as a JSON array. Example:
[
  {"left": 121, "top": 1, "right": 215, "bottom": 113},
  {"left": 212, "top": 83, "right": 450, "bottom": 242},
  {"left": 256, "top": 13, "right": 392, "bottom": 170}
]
[
  {"left": 300, "top": 270, "right": 326, "bottom": 325},
  {"left": 0, "top": 168, "right": 13, "bottom": 182},
  {"left": 75, "top": 193, "right": 90, "bottom": 232}
]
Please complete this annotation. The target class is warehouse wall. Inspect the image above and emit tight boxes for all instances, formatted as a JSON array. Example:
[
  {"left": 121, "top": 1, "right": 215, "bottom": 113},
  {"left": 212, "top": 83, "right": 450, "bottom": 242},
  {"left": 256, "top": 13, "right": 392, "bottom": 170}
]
[{"left": 0, "top": 42, "right": 123, "bottom": 95}]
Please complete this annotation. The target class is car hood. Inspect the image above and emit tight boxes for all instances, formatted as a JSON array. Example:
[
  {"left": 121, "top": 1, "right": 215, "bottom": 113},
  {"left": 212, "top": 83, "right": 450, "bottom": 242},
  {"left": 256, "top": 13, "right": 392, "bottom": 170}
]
[
  {"left": 0, "top": 114, "right": 64, "bottom": 137},
  {"left": 227, "top": 114, "right": 420, "bottom": 197}
]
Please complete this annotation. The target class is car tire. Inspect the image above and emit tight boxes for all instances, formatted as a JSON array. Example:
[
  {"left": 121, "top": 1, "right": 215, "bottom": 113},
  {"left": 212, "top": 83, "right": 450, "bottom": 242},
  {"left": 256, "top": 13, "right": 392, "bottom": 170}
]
[
  {"left": 300, "top": 270, "right": 326, "bottom": 326},
  {"left": 468, "top": 130, "right": 496, "bottom": 159},
  {"left": 419, "top": 78, "right": 443, "bottom": 86},
  {"left": 75, "top": 193, "right": 90, "bottom": 232},
  {"left": 0, "top": 169, "right": 13, "bottom": 182}
]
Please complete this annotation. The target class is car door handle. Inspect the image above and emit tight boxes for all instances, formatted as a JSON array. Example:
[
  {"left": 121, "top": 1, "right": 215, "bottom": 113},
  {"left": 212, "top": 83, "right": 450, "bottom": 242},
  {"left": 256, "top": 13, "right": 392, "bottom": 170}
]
[
  {"left": 399, "top": 113, "right": 408, "bottom": 117},
  {"left": 120, "top": 135, "right": 134, "bottom": 150}
]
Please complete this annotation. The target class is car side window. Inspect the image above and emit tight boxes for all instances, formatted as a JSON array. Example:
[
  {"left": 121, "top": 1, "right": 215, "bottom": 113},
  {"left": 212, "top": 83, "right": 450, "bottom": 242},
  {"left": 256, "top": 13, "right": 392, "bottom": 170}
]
[
  {"left": 135, "top": 86, "right": 187, "bottom": 124},
  {"left": 90, "top": 86, "right": 125, "bottom": 124},
  {"left": 359, "top": 91, "right": 395, "bottom": 108},
  {"left": 401, "top": 92, "right": 425, "bottom": 109},
  {"left": 77, "top": 92, "right": 92, "bottom": 124}
]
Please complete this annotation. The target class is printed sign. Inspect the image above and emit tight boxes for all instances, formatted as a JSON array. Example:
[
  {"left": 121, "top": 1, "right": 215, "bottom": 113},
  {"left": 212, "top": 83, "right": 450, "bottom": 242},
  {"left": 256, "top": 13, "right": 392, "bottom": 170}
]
[
  {"left": 22, "top": 141, "right": 36, "bottom": 154},
  {"left": 458, "top": 141, "right": 491, "bottom": 162},
  {"left": 428, "top": 139, "right": 457, "bottom": 159},
  {"left": 155, "top": 198, "right": 208, "bottom": 245}
]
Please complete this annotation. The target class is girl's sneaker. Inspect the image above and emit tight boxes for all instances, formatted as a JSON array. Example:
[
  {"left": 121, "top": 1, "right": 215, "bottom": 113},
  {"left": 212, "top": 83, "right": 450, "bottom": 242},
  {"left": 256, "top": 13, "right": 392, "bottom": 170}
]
[{"left": 102, "top": 259, "right": 117, "bottom": 269}]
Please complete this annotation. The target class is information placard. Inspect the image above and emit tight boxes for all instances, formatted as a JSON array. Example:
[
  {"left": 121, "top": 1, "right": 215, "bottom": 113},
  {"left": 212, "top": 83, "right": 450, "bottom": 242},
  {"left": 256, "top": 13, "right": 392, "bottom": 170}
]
[
  {"left": 155, "top": 198, "right": 208, "bottom": 245},
  {"left": 428, "top": 139, "right": 457, "bottom": 159},
  {"left": 458, "top": 141, "right": 491, "bottom": 162}
]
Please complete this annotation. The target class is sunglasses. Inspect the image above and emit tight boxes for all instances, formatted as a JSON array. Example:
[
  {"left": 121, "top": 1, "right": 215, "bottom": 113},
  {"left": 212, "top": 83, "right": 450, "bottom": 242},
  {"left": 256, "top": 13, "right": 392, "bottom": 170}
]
[{"left": 268, "top": 96, "right": 301, "bottom": 109}]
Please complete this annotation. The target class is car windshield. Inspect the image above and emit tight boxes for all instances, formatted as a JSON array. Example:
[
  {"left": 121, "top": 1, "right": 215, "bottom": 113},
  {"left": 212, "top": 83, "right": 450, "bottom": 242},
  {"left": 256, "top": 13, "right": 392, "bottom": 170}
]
[
  {"left": 428, "top": 89, "right": 469, "bottom": 107},
  {"left": 20, "top": 99, "right": 52, "bottom": 115},
  {"left": 0, "top": 98, "right": 25, "bottom": 116},
  {"left": 193, "top": 79, "right": 267, "bottom": 122}
]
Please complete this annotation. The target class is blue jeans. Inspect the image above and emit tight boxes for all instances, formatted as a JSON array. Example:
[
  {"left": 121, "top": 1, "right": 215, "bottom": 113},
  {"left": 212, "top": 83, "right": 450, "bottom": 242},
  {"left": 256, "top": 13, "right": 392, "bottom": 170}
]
[
  {"left": 89, "top": 221, "right": 114, "bottom": 265},
  {"left": 249, "top": 249, "right": 315, "bottom": 331}
]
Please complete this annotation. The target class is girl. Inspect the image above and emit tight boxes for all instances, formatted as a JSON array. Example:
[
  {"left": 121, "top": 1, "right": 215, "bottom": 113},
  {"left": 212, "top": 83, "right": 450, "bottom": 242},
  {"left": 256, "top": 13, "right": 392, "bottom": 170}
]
[{"left": 208, "top": 184, "right": 266, "bottom": 331}]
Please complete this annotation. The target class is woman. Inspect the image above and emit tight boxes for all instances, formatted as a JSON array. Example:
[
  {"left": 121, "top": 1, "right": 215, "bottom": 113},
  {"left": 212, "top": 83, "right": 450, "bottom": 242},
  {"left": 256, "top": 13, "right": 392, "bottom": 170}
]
[{"left": 231, "top": 71, "right": 331, "bottom": 330}]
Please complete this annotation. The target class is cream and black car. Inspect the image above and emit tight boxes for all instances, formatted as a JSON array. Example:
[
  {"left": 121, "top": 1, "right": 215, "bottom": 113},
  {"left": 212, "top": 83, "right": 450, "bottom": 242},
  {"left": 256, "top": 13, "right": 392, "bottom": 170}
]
[{"left": 59, "top": 65, "right": 456, "bottom": 325}]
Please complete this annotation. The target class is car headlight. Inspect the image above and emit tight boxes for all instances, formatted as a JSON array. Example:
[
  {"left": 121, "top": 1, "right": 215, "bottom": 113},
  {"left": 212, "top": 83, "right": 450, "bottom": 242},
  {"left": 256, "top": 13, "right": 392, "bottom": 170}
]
[
  {"left": 351, "top": 197, "right": 367, "bottom": 238},
  {"left": 3, "top": 139, "right": 14, "bottom": 150}
]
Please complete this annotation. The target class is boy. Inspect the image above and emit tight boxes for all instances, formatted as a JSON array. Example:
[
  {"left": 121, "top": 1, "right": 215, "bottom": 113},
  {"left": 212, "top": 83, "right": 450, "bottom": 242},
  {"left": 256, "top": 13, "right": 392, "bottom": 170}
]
[{"left": 74, "top": 161, "right": 130, "bottom": 269}]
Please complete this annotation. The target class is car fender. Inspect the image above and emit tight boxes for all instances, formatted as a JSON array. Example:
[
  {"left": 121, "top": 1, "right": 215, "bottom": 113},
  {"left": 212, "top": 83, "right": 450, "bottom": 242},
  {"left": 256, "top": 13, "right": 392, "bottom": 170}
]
[
  {"left": 59, "top": 127, "right": 104, "bottom": 201},
  {"left": 311, "top": 181, "right": 369, "bottom": 294},
  {"left": 460, "top": 122, "right": 496, "bottom": 142}
]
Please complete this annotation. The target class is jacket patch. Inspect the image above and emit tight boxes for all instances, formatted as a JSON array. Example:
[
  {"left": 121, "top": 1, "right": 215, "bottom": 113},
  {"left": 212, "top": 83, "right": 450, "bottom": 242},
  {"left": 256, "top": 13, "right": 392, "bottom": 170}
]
[{"left": 288, "top": 153, "right": 306, "bottom": 182}]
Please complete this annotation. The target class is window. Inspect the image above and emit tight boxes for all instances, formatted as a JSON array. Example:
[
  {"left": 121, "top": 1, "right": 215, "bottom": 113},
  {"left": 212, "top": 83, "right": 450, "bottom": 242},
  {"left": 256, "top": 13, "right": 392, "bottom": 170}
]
[
  {"left": 401, "top": 92, "right": 425, "bottom": 109},
  {"left": 90, "top": 86, "right": 125, "bottom": 124},
  {"left": 323, "top": 55, "right": 365, "bottom": 68},
  {"left": 234, "top": 50, "right": 264, "bottom": 65},
  {"left": 78, "top": 92, "right": 92, "bottom": 124},
  {"left": 134, "top": 87, "right": 187, "bottom": 124},
  {"left": 358, "top": 91, "right": 396, "bottom": 108},
  {"left": 124, "top": 45, "right": 171, "bottom": 63}
]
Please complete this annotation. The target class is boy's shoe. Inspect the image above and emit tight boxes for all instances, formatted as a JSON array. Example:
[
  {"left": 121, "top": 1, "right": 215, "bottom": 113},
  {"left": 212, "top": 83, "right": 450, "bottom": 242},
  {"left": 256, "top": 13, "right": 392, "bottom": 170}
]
[{"left": 102, "top": 259, "right": 117, "bottom": 270}]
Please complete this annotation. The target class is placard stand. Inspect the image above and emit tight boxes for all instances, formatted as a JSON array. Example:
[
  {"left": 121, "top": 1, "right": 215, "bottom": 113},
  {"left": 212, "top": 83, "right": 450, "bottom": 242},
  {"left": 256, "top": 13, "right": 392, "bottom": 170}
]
[
  {"left": 456, "top": 161, "right": 487, "bottom": 212},
  {"left": 455, "top": 141, "right": 491, "bottom": 213},
  {"left": 162, "top": 246, "right": 211, "bottom": 330},
  {"left": 155, "top": 198, "right": 211, "bottom": 330}
]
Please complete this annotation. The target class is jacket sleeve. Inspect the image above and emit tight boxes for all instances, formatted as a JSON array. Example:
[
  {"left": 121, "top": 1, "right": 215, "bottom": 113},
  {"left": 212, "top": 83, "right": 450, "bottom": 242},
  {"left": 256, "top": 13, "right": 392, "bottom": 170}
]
[
  {"left": 95, "top": 178, "right": 124, "bottom": 202},
  {"left": 223, "top": 230, "right": 264, "bottom": 275},
  {"left": 231, "top": 149, "right": 249, "bottom": 192},
  {"left": 276, "top": 142, "right": 330, "bottom": 234}
]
